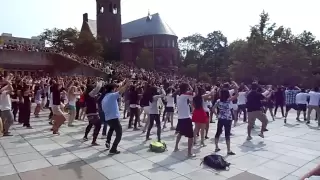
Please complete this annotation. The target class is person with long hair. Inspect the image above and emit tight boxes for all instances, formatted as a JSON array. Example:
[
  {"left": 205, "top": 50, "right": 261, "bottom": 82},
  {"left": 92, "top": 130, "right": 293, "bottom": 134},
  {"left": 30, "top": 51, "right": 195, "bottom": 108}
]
[
  {"left": 192, "top": 87, "right": 213, "bottom": 146},
  {"left": 83, "top": 81, "right": 103, "bottom": 145},
  {"left": 67, "top": 85, "right": 81, "bottom": 127},
  {"left": 77, "top": 86, "right": 86, "bottom": 120},
  {"left": 237, "top": 84, "right": 249, "bottom": 122},
  {"left": 163, "top": 87, "right": 175, "bottom": 130},
  {"left": 203, "top": 94, "right": 212, "bottom": 139},
  {"left": 174, "top": 83, "right": 196, "bottom": 157},
  {"left": 51, "top": 80, "right": 66, "bottom": 134},
  {"left": 128, "top": 84, "right": 141, "bottom": 130},
  {"left": 141, "top": 85, "right": 151, "bottom": 133},
  {"left": 145, "top": 85, "right": 166, "bottom": 141},
  {"left": 0, "top": 74, "right": 14, "bottom": 136},
  {"left": 98, "top": 85, "right": 107, "bottom": 139},
  {"left": 33, "top": 83, "right": 42, "bottom": 118},
  {"left": 212, "top": 81, "right": 238, "bottom": 155},
  {"left": 20, "top": 82, "right": 32, "bottom": 128}
]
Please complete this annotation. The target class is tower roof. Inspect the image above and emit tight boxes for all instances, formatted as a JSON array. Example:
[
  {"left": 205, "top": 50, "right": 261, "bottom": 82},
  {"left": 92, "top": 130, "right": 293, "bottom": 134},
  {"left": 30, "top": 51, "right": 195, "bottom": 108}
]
[
  {"left": 122, "top": 13, "right": 176, "bottom": 39},
  {"left": 82, "top": 13, "right": 176, "bottom": 39}
]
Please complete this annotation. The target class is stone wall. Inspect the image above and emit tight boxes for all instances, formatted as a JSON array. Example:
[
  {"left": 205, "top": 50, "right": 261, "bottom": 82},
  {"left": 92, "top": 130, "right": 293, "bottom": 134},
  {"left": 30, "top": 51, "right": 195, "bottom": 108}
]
[{"left": 0, "top": 50, "right": 106, "bottom": 77}]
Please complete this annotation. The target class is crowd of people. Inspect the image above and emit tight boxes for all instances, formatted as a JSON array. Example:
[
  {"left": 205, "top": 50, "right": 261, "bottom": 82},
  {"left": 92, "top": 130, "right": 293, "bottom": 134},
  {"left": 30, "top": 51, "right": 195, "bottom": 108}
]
[
  {"left": 1, "top": 43, "right": 118, "bottom": 74},
  {"left": 0, "top": 45, "right": 320, "bottom": 179}
]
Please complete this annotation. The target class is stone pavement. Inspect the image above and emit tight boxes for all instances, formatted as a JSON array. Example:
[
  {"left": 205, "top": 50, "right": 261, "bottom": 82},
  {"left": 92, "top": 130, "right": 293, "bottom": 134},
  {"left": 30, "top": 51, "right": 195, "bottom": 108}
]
[{"left": 0, "top": 109, "right": 319, "bottom": 180}]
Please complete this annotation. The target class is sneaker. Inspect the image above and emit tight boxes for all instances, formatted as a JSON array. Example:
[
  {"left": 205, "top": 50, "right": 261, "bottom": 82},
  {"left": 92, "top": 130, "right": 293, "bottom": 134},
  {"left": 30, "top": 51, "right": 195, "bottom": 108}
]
[
  {"left": 3, "top": 132, "right": 13, "bottom": 136},
  {"left": 105, "top": 143, "right": 110, "bottom": 150},
  {"left": 109, "top": 150, "right": 120, "bottom": 154},
  {"left": 258, "top": 133, "right": 264, "bottom": 138},
  {"left": 246, "top": 136, "right": 252, "bottom": 141},
  {"left": 91, "top": 142, "right": 99, "bottom": 146}
]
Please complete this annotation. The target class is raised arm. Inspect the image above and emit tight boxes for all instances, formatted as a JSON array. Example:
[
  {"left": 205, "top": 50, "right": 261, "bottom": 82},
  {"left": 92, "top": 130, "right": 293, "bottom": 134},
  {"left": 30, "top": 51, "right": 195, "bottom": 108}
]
[{"left": 89, "top": 81, "right": 103, "bottom": 97}]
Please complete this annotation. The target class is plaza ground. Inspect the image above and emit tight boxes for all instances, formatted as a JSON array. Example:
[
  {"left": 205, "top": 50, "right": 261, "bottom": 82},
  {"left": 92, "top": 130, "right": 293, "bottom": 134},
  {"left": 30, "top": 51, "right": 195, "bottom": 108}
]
[{"left": 0, "top": 110, "right": 319, "bottom": 180}]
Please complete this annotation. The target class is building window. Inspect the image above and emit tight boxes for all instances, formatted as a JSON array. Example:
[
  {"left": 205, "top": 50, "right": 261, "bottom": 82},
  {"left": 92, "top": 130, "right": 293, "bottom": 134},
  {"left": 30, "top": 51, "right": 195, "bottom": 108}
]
[
  {"left": 100, "top": 6, "right": 104, "bottom": 13},
  {"left": 161, "top": 40, "right": 165, "bottom": 47},
  {"left": 172, "top": 40, "right": 175, "bottom": 47},
  {"left": 14, "top": 40, "right": 16, "bottom": 42},
  {"left": 155, "top": 38, "right": 159, "bottom": 47},
  {"left": 144, "top": 40, "right": 147, "bottom": 47},
  {"left": 113, "top": 4, "right": 118, "bottom": 14},
  {"left": 167, "top": 40, "right": 171, "bottom": 47},
  {"left": 148, "top": 40, "right": 152, "bottom": 47}
]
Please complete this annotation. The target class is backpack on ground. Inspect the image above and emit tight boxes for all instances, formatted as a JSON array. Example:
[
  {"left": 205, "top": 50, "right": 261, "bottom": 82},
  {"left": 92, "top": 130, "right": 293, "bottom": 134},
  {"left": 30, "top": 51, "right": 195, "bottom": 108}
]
[
  {"left": 201, "top": 154, "right": 230, "bottom": 170},
  {"left": 149, "top": 141, "right": 167, "bottom": 153}
]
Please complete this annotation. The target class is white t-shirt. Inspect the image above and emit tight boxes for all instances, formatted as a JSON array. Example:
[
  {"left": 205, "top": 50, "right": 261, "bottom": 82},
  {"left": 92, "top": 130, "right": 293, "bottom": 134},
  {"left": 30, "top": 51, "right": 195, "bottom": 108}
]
[
  {"left": 177, "top": 93, "right": 193, "bottom": 119},
  {"left": 296, "top": 92, "right": 308, "bottom": 105},
  {"left": 308, "top": 91, "right": 320, "bottom": 106},
  {"left": 203, "top": 100, "right": 211, "bottom": 112},
  {"left": 49, "top": 93, "right": 53, "bottom": 108},
  {"left": 0, "top": 90, "right": 12, "bottom": 111},
  {"left": 237, "top": 91, "right": 247, "bottom": 105},
  {"left": 165, "top": 94, "right": 175, "bottom": 107}
]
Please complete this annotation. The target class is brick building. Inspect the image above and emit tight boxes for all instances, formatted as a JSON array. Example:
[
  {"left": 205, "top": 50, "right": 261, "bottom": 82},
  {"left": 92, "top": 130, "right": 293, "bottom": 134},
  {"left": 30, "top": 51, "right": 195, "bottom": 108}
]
[{"left": 80, "top": 0, "right": 179, "bottom": 67}]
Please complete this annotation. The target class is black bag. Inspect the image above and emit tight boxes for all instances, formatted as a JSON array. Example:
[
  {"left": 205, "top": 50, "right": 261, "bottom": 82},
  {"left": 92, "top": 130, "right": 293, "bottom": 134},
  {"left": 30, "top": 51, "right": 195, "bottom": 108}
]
[{"left": 201, "top": 154, "right": 230, "bottom": 170}]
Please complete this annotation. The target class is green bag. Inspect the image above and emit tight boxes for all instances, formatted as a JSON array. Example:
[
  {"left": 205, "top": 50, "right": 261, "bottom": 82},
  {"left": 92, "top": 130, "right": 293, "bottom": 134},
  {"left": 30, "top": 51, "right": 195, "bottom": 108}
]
[{"left": 149, "top": 141, "right": 167, "bottom": 153}]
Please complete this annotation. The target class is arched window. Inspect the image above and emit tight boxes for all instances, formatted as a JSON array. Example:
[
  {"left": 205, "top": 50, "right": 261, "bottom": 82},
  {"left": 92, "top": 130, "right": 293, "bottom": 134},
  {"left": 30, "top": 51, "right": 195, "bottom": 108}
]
[
  {"left": 113, "top": 4, "right": 118, "bottom": 14},
  {"left": 161, "top": 40, "right": 165, "bottom": 47},
  {"left": 155, "top": 38, "right": 159, "bottom": 47},
  {"left": 100, "top": 6, "right": 104, "bottom": 13},
  {"left": 148, "top": 40, "right": 152, "bottom": 47},
  {"left": 144, "top": 40, "right": 148, "bottom": 47}
]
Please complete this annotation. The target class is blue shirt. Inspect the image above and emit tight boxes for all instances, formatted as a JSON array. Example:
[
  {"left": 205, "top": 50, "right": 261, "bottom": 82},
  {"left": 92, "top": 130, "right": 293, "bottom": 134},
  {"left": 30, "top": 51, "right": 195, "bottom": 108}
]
[
  {"left": 102, "top": 92, "right": 120, "bottom": 121},
  {"left": 215, "top": 100, "right": 232, "bottom": 120}
]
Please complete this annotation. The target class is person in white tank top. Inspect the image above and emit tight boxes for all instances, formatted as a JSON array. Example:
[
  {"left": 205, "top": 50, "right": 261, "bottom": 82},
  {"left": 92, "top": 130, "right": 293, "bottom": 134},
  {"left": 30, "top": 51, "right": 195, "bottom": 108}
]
[{"left": 163, "top": 87, "right": 176, "bottom": 130}]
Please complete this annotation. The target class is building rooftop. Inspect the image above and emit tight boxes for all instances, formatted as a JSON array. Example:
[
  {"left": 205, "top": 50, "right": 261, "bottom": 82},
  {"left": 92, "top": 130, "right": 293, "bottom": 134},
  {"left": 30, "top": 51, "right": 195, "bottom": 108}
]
[
  {"left": 84, "top": 13, "right": 176, "bottom": 39},
  {"left": 121, "top": 13, "right": 176, "bottom": 39}
]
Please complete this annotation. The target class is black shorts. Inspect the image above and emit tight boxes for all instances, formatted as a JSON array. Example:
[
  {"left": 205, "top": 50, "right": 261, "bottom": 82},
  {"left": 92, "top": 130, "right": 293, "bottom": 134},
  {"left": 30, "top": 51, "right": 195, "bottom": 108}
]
[
  {"left": 297, "top": 104, "right": 307, "bottom": 112},
  {"left": 286, "top": 104, "right": 296, "bottom": 111},
  {"left": 165, "top": 107, "right": 174, "bottom": 112},
  {"left": 176, "top": 118, "right": 194, "bottom": 138}
]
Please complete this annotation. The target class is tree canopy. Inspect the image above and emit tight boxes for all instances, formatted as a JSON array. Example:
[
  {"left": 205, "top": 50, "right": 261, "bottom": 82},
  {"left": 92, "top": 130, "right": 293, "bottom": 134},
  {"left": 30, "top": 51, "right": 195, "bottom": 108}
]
[
  {"left": 39, "top": 27, "right": 103, "bottom": 57},
  {"left": 179, "top": 11, "right": 320, "bottom": 87}
]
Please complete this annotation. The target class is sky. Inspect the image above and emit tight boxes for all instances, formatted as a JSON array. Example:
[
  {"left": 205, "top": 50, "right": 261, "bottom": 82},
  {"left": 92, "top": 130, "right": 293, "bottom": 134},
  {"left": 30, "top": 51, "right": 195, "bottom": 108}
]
[{"left": 1, "top": 0, "right": 319, "bottom": 42}]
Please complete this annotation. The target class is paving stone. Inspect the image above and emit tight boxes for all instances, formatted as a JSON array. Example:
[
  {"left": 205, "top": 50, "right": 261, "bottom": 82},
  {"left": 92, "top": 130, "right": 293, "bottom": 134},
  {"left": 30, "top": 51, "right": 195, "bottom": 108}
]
[
  {"left": 0, "top": 109, "right": 318, "bottom": 180},
  {"left": 0, "top": 174, "right": 21, "bottom": 180},
  {"left": 227, "top": 171, "right": 267, "bottom": 180}
]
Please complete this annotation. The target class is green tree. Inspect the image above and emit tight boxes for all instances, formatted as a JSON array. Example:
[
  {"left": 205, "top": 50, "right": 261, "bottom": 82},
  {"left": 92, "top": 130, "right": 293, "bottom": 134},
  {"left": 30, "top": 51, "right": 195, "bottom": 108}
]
[
  {"left": 136, "top": 49, "right": 154, "bottom": 69},
  {"left": 39, "top": 27, "right": 79, "bottom": 53},
  {"left": 75, "top": 31, "right": 103, "bottom": 57},
  {"left": 180, "top": 64, "right": 198, "bottom": 77}
]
